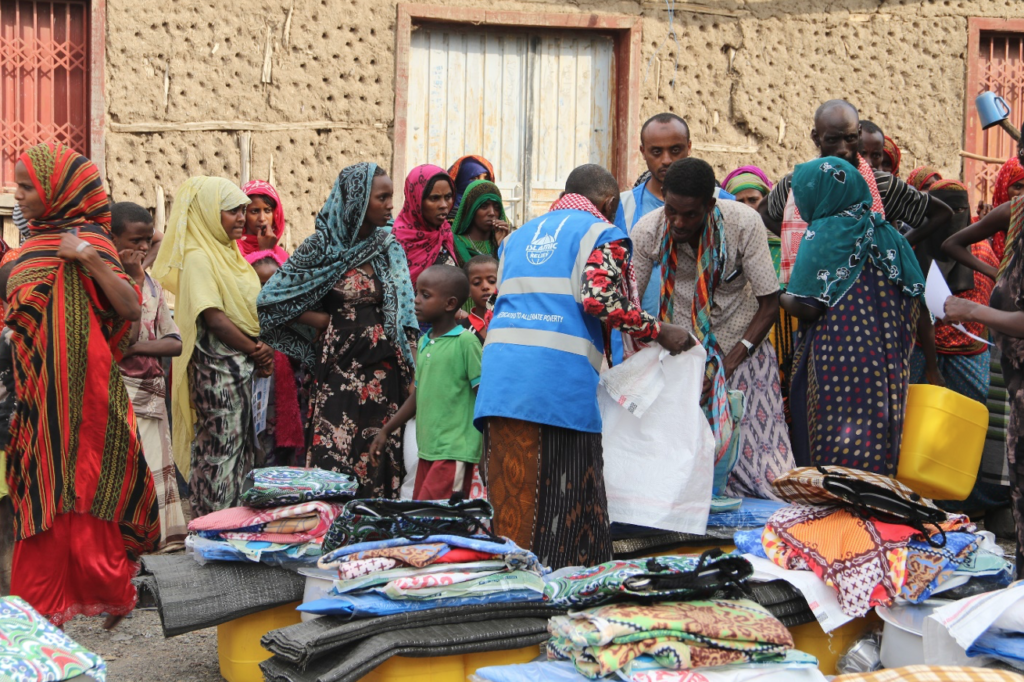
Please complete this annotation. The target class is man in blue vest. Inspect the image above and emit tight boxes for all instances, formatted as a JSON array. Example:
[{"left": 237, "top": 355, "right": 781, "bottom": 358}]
[
  {"left": 615, "top": 113, "right": 692, "bottom": 316},
  {"left": 475, "top": 163, "right": 693, "bottom": 570}
]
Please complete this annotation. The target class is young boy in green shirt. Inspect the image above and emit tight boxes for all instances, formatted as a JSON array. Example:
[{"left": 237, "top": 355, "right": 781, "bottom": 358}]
[{"left": 368, "top": 265, "right": 482, "bottom": 500}]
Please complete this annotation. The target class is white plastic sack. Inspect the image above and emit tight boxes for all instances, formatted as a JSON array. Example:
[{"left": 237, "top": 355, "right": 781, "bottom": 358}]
[
  {"left": 599, "top": 345, "right": 714, "bottom": 534},
  {"left": 400, "top": 419, "right": 418, "bottom": 500}
]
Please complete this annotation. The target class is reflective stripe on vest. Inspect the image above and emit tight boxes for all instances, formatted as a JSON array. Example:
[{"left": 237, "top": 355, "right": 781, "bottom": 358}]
[
  {"left": 485, "top": 327, "right": 604, "bottom": 372},
  {"left": 496, "top": 221, "right": 611, "bottom": 304}
]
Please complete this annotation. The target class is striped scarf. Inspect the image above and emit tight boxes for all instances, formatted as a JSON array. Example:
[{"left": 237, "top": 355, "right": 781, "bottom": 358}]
[
  {"left": 998, "top": 196, "right": 1024, "bottom": 281},
  {"left": 7, "top": 142, "right": 158, "bottom": 560},
  {"left": 659, "top": 206, "right": 733, "bottom": 464}
]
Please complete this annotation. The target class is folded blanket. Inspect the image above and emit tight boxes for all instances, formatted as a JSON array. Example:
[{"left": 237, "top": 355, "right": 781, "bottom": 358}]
[
  {"left": 298, "top": 589, "right": 544, "bottom": 618},
  {"left": 765, "top": 504, "right": 973, "bottom": 617},
  {"left": 547, "top": 599, "right": 793, "bottom": 679},
  {"left": 902, "top": 532, "right": 979, "bottom": 603},
  {"left": 241, "top": 467, "right": 358, "bottom": 508},
  {"left": 261, "top": 602, "right": 567, "bottom": 668},
  {"left": 333, "top": 561, "right": 508, "bottom": 594},
  {"left": 260, "top": 617, "right": 549, "bottom": 682},
  {"left": 376, "top": 571, "right": 542, "bottom": 600},
  {"left": 318, "top": 534, "right": 546, "bottom": 575},
  {"left": 0, "top": 596, "right": 107, "bottom": 681},
  {"left": 543, "top": 553, "right": 750, "bottom": 608},
  {"left": 189, "top": 501, "right": 346, "bottom": 544}
]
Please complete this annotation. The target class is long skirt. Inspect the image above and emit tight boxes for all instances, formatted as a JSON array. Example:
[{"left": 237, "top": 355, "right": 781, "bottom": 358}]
[
  {"left": 789, "top": 265, "right": 919, "bottom": 475},
  {"left": 724, "top": 341, "right": 795, "bottom": 500},
  {"left": 483, "top": 417, "right": 611, "bottom": 570},
  {"left": 188, "top": 322, "right": 257, "bottom": 518},
  {"left": 137, "top": 416, "right": 189, "bottom": 548},
  {"left": 11, "top": 512, "right": 136, "bottom": 625}
]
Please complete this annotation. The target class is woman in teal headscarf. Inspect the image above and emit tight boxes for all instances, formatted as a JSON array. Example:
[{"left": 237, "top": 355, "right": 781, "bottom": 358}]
[
  {"left": 785, "top": 156, "right": 925, "bottom": 475},
  {"left": 450, "top": 179, "right": 512, "bottom": 268},
  {"left": 257, "top": 163, "right": 419, "bottom": 498}
]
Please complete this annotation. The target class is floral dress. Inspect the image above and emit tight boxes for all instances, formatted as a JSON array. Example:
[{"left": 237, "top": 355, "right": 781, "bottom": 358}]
[{"left": 307, "top": 267, "right": 414, "bottom": 498}]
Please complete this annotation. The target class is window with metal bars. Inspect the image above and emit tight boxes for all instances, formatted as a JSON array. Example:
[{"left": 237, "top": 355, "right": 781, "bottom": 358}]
[
  {"left": 0, "top": 0, "right": 90, "bottom": 191},
  {"left": 966, "top": 27, "right": 1024, "bottom": 206}
]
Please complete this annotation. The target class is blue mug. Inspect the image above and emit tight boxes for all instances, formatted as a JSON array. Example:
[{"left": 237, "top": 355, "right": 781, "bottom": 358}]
[{"left": 977, "top": 91, "right": 1012, "bottom": 130}]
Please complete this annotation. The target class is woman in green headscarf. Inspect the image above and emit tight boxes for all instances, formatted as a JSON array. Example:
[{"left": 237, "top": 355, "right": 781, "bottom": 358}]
[
  {"left": 450, "top": 179, "right": 512, "bottom": 269},
  {"left": 785, "top": 156, "right": 925, "bottom": 476}
]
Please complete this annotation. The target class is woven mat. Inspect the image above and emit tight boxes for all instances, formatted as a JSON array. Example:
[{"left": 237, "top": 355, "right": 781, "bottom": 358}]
[
  {"left": 141, "top": 554, "right": 305, "bottom": 637},
  {"left": 263, "top": 602, "right": 566, "bottom": 669},
  {"left": 260, "top": 617, "right": 550, "bottom": 682}
]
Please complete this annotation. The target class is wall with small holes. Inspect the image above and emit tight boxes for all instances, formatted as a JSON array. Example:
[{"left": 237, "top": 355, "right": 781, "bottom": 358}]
[{"left": 103, "top": 0, "right": 1024, "bottom": 244}]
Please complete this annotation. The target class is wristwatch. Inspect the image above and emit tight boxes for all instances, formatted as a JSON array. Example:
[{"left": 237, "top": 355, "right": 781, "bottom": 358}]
[{"left": 741, "top": 338, "right": 756, "bottom": 357}]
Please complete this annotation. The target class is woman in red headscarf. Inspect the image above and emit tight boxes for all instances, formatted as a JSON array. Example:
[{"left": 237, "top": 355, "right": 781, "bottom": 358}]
[
  {"left": 392, "top": 165, "right": 456, "bottom": 288},
  {"left": 991, "top": 158, "right": 1024, "bottom": 262},
  {"left": 240, "top": 180, "right": 290, "bottom": 262},
  {"left": 8, "top": 142, "right": 158, "bottom": 627},
  {"left": 881, "top": 136, "right": 902, "bottom": 176}
]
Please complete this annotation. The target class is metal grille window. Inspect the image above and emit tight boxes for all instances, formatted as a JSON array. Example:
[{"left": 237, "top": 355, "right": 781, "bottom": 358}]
[
  {"left": 0, "top": 0, "right": 90, "bottom": 191},
  {"left": 966, "top": 27, "right": 1024, "bottom": 205}
]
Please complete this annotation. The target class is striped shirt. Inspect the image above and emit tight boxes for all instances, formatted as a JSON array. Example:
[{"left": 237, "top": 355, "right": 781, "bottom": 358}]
[{"left": 765, "top": 168, "right": 932, "bottom": 229}]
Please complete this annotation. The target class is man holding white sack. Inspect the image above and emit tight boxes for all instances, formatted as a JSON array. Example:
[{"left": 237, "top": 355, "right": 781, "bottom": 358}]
[
  {"left": 633, "top": 158, "right": 794, "bottom": 501},
  {"left": 474, "top": 163, "right": 693, "bottom": 571}
]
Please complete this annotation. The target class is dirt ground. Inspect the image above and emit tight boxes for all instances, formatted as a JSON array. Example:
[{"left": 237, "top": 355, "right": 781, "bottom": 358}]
[{"left": 64, "top": 609, "right": 222, "bottom": 682}]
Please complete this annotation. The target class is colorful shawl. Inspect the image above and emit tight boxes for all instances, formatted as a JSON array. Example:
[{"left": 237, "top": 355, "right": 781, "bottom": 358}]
[
  {"left": 152, "top": 176, "right": 258, "bottom": 479},
  {"left": 240, "top": 179, "right": 290, "bottom": 262},
  {"left": 6, "top": 142, "right": 158, "bottom": 560},
  {"left": 257, "top": 162, "right": 418, "bottom": 368},
  {"left": 779, "top": 154, "right": 883, "bottom": 283},
  {"left": 906, "top": 166, "right": 942, "bottom": 191},
  {"left": 883, "top": 136, "right": 902, "bottom": 176},
  {"left": 450, "top": 179, "right": 507, "bottom": 266},
  {"left": 722, "top": 165, "right": 773, "bottom": 197},
  {"left": 393, "top": 164, "right": 457, "bottom": 287},
  {"left": 447, "top": 155, "right": 495, "bottom": 214},
  {"left": 786, "top": 156, "right": 925, "bottom": 306},
  {"left": 658, "top": 204, "right": 734, "bottom": 465}
]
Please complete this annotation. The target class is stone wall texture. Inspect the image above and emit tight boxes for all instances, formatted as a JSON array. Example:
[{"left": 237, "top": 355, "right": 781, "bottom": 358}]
[{"left": 102, "top": 0, "right": 1024, "bottom": 243}]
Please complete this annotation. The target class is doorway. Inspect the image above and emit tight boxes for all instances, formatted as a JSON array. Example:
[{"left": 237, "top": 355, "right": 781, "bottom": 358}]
[{"left": 394, "top": 5, "right": 641, "bottom": 224}]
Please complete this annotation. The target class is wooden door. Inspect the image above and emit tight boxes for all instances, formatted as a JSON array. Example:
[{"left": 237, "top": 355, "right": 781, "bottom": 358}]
[
  {"left": 525, "top": 33, "right": 614, "bottom": 220},
  {"left": 405, "top": 25, "right": 615, "bottom": 223}
]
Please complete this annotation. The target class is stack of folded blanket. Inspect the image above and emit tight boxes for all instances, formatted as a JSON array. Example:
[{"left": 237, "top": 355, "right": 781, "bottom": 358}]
[
  {"left": 186, "top": 467, "right": 357, "bottom": 565},
  {"left": 299, "top": 533, "right": 548, "bottom": 619},
  {"left": 539, "top": 551, "right": 799, "bottom": 679},
  {"left": 733, "top": 466, "right": 1013, "bottom": 618}
]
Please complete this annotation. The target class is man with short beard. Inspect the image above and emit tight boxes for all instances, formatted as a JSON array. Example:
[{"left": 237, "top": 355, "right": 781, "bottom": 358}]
[{"left": 758, "top": 99, "right": 950, "bottom": 250}]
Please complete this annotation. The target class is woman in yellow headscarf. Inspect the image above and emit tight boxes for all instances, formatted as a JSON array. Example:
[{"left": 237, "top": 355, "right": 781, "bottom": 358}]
[{"left": 153, "top": 177, "right": 274, "bottom": 517}]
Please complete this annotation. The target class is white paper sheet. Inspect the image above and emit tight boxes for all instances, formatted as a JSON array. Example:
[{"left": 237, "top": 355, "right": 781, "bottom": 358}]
[
  {"left": 925, "top": 261, "right": 993, "bottom": 346},
  {"left": 252, "top": 375, "right": 271, "bottom": 435}
]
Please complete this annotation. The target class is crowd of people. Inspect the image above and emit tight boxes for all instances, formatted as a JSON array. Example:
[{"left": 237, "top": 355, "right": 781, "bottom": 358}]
[{"left": 3, "top": 95, "right": 1024, "bottom": 630}]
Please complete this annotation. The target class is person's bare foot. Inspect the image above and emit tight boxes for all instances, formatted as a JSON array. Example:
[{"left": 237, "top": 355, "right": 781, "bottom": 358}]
[{"left": 102, "top": 614, "right": 125, "bottom": 630}]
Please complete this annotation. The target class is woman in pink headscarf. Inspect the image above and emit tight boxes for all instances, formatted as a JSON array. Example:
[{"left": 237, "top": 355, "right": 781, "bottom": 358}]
[
  {"left": 392, "top": 165, "right": 456, "bottom": 288},
  {"left": 240, "top": 180, "right": 290, "bottom": 262}
]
